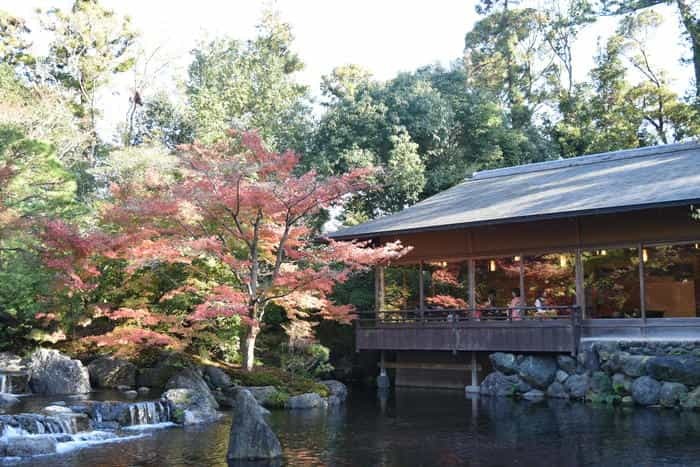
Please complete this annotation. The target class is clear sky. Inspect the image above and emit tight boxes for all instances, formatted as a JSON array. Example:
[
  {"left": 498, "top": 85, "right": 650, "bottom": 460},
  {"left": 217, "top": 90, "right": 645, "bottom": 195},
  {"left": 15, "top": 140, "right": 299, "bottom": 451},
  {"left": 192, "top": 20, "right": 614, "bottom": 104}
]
[{"left": 2, "top": 0, "right": 691, "bottom": 138}]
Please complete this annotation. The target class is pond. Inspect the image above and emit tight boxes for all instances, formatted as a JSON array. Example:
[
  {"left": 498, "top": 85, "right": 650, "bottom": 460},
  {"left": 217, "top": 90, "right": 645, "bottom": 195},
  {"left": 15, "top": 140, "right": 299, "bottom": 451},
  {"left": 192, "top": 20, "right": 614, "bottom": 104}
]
[{"left": 4, "top": 388, "right": 700, "bottom": 466}]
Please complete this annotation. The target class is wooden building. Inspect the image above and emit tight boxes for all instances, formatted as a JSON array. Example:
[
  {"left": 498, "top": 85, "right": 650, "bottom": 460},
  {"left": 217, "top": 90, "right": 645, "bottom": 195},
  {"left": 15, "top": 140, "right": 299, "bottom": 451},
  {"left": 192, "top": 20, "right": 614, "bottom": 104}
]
[{"left": 329, "top": 142, "right": 700, "bottom": 388}]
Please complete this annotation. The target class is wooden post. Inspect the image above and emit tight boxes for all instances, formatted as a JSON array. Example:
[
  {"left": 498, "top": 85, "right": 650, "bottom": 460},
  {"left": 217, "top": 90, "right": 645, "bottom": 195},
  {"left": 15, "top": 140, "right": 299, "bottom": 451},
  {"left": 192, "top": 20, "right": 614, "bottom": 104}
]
[
  {"left": 518, "top": 253, "right": 525, "bottom": 307},
  {"left": 575, "top": 249, "right": 585, "bottom": 319},
  {"left": 418, "top": 261, "right": 425, "bottom": 321},
  {"left": 639, "top": 244, "right": 646, "bottom": 330},
  {"left": 465, "top": 351, "right": 480, "bottom": 393},
  {"left": 468, "top": 259, "right": 476, "bottom": 310}
]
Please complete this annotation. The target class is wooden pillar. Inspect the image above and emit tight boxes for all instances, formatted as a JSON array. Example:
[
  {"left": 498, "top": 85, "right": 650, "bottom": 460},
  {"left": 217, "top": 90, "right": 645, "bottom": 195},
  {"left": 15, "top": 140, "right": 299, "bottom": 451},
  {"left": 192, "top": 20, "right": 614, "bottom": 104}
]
[
  {"left": 575, "top": 249, "right": 585, "bottom": 318},
  {"left": 518, "top": 253, "right": 525, "bottom": 306},
  {"left": 418, "top": 261, "right": 425, "bottom": 318},
  {"left": 465, "top": 351, "right": 480, "bottom": 393},
  {"left": 468, "top": 259, "right": 476, "bottom": 309},
  {"left": 639, "top": 244, "right": 646, "bottom": 326},
  {"left": 375, "top": 265, "right": 385, "bottom": 312}
]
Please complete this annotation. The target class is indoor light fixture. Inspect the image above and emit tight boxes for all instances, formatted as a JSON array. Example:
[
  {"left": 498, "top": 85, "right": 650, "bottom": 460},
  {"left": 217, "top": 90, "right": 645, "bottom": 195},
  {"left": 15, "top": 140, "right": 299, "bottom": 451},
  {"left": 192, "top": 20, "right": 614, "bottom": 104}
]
[
  {"left": 642, "top": 249, "right": 649, "bottom": 263},
  {"left": 559, "top": 255, "right": 567, "bottom": 268},
  {"left": 489, "top": 260, "right": 496, "bottom": 272}
]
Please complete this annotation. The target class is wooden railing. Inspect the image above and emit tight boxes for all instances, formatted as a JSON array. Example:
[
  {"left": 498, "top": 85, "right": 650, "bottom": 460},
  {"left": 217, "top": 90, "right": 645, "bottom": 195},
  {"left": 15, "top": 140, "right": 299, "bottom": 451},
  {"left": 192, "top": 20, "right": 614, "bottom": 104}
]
[
  {"left": 355, "top": 306, "right": 582, "bottom": 354},
  {"left": 357, "top": 306, "right": 581, "bottom": 327}
]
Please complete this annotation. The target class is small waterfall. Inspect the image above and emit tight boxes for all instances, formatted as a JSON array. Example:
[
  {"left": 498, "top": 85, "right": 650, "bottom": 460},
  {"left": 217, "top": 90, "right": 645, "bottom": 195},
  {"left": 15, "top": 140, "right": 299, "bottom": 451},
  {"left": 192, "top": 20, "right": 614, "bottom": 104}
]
[
  {"left": 0, "top": 414, "right": 78, "bottom": 439},
  {"left": 0, "top": 371, "right": 29, "bottom": 394},
  {"left": 126, "top": 401, "right": 171, "bottom": 426},
  {"left": 0, "top": 374, "right": 9, "bottom": 393}
]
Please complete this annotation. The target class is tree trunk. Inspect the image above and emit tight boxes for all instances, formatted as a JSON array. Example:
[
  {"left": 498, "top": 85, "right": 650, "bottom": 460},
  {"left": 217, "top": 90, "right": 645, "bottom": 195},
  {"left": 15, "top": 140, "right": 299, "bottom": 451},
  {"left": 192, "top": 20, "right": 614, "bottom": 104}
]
[
  {"left": 676, "top": 0, "right": 700, "bottom": 100},
  {"left": 242, "top": 324, "right": 260, "bottom": 372}
]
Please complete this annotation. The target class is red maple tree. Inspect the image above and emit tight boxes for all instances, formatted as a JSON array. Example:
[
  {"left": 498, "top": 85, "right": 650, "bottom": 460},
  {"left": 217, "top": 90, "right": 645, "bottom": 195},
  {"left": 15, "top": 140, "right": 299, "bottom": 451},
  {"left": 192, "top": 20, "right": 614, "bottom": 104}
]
[{"left": 104, "top": 130, "right": 409, "bottom": 370}]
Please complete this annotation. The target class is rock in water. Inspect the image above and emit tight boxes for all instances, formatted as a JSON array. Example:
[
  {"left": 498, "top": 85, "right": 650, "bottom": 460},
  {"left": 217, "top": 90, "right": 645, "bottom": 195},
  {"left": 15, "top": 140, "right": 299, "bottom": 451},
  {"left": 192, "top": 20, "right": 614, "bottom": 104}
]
[
  {"left": 490, "top": 353, "right": 518, "bottom": 375},
  {"left": 321, "top": 380, "right": 348, "bottom": 405},
  {"left": 285, "top": 393, "right": 326, "bottom": 409},
  {"left": 202, "top": 366, "right": 233, "bottom": 390},
  {"left": 659, "top": 382, "right": 688, "bottom": 408},
  {"left": 479, "top": 371, "right": 529, "bottom": 397},
  {"left": 0, "top": 436, "right": 57, "bottom": 457},
  {"left": 546, "top": 382, "right": 569, "bottom": 399},
  {"left": 518, "top": 356, "right": 557, "bottom": 389},
  {"left": 26, "top": 349, "right": 90, "bottom": 395},
  {"left": 228, "top": 389, "right": 282, "bottom": 460},
  {"left": 556, "top": 355, "right": 577, "bottom": 374},
  {"left": 87, "top": 357, "right": 136, "bottom": 389},
  {"left": 565, "top": 374, "right": 590, "bottom": 399},
  {"left": 163, "top": 388, "right": 219, "bottom": 425},
  {"left": 631, "top": 376, "right": 661, "bottom": 406},
  {"left": 165, "top": 368, "right": 211, "bottom": 393},
  {"left": 647, "top": 356, "right": 700, "bottom": 386},
  {"left": 244, "top": 386, "right": 280, "bottom": 407}
]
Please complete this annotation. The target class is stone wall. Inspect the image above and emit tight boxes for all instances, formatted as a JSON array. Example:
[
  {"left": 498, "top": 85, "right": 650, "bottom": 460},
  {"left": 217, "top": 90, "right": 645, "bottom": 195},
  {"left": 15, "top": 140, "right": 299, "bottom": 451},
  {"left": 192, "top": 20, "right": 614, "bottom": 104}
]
[{"left": 479, "top": 340, "right": 700, "bottom": 410}]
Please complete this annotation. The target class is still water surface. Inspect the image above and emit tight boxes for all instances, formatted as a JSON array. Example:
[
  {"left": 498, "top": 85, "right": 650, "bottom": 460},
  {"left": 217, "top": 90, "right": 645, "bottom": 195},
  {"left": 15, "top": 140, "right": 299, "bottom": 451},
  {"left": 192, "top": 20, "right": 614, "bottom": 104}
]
[{"left": 7, "top": 388, "right": 700, "bottom": 467}]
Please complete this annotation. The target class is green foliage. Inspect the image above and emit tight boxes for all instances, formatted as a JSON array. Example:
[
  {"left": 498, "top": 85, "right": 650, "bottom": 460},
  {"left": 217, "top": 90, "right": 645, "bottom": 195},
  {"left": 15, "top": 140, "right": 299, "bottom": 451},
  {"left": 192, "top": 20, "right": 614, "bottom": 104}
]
[
  {"left": 280, "top": 343, "right": 334, "bottom": 379},
  {"left": 186, "top": 10, "right": 310, "bottom": 150}
]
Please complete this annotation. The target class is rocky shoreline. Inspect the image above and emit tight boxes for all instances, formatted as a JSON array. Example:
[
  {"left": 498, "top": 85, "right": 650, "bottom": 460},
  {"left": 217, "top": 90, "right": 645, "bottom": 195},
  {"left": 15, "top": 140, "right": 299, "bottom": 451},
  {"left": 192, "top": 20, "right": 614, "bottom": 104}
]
[
  {"left": 479, "top": 340, "right": 700, "bottom": 409},
  {"left": 0, "top": 348, "right": 348, "bottom": 460}
]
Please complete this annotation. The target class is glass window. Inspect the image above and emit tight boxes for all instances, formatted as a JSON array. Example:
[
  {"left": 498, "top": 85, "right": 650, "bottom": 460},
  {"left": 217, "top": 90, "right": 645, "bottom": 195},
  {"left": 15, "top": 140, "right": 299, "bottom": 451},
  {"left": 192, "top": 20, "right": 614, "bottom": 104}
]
[
  {"left": 474, "top": 257, "right": 520, "bottom": 309},
  {"left": 383, "top": 266, "right": 421, "bottom": 311},
  {"left": 644, "top": 243, "right": 700, "bottom": 318},
  {"left": 425, "top": 261, "right": 469, "bottom": 310},
  {"left": 523, "top": 253, "right": 576, "bottom": 311},
  {"left": 583, "top": 248, "right": 641, "bottom": 319}
]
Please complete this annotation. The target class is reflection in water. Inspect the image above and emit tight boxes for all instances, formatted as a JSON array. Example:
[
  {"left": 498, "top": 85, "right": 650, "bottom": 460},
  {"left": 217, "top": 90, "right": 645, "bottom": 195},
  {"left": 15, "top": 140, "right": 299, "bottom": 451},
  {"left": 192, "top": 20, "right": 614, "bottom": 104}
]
[{"left": 9, "top": 388, "right": 700, "bottom": 467}]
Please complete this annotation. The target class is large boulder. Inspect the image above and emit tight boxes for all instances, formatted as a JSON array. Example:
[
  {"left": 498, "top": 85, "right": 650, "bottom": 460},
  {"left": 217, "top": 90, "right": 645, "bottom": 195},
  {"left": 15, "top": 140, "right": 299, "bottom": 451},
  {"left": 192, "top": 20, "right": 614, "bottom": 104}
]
[
  {"left": 87, "top": 357, "right": 136, "bottom": 389},
  {"left": 202, "top": 366, "right": 233, "bottom": 391},
  {"left": 647, "top": 356, "right": 700, "bottom": 386},
  {"left": 620, "top": 355, "right": 650, "bottom": 378},
  {"left": 612, "top": 373, "right": 633, "bottom": 395},
  {"left": 681, "top": 386, "right": 700, "bottom": 410},
  {"left": 556, "top": 355, "right": 577, "bottom": 374},
  {"left": 480, "top": 371, "right": 530, "bottom": 397},
  {"left": 285, "top": 393, "right": 326, "bottom": 410},
  {"left": 659, "top": 382, "right": 688, "bottom": 408},
  {"left": 631, "top": 376, "right": 661, "bottom": 406},
  {"left": 565, "top": 374, "right": 590, "bottom": 399},
  {"left": 546, "top": 381, "right": 569, "bottom": 399},
  {"left": 165, "top": 368, "right": 217, "bottom": 407},
  {"left": 321, "top": 380, "right": 348, "bottom": 405},
  {"left": 163, "top": 388, "right": 220, "bottom": 425},
  {"left": 0, "top": 393, "right": 19, "bottom": 408},
  {"left": 227, "top": 389, "right": 282, "bottom": 460},
  {"left": 518, "top": 356, "right": 557, "bottom": 389},
  {"left": 490, "top": 353, "right": 518, "bottom": 375},
  {"left": 26, "top": 349, "right": 90, "bottom": 395},
  {"left": 135, "top": 355, "right": 183, "bottom": 389},
  {"left": 245, "top": 386, "right": 280, "bottom": 407},
  {"left": 0, "top": 436, "right": 57, "bottom": 457}
]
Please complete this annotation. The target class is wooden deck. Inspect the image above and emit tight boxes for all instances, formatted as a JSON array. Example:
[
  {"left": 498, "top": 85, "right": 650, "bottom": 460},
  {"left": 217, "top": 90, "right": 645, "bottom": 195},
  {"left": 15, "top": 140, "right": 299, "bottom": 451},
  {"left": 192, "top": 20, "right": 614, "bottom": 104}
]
[{"left": 356, "top": 307, "right": 581, "bottom": 354}]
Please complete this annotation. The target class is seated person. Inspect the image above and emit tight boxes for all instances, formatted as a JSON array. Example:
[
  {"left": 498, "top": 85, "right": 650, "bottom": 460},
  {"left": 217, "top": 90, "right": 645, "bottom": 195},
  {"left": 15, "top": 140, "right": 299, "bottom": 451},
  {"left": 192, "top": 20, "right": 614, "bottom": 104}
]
[{"left": 509, "top": 288, "right": 523, "bottom": 320}]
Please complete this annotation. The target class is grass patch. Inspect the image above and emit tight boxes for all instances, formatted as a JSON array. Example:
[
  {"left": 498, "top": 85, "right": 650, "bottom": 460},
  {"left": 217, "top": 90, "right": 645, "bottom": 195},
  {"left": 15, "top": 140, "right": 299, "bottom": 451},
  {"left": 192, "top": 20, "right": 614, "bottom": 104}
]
[{"left": 228, "top": 366, "right": 329, "bottom": 397}]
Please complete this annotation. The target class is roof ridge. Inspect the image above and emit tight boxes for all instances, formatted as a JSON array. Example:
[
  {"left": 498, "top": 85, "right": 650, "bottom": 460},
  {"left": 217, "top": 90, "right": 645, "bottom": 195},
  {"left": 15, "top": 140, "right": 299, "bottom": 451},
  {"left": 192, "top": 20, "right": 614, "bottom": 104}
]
[{"left": 469, "top": 140, "right": 700, "bottom": 181}]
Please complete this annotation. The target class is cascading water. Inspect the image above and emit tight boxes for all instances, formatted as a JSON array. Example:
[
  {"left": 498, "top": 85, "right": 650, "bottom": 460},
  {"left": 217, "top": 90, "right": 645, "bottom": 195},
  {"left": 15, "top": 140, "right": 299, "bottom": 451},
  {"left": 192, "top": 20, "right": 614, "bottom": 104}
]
[
  {"left": 127, "top": 401, "right": 171, "bottom": 426},
  {"left": 0, "top": 414, "right": 78, "bottom": 438},
  {"left": 0, "top": 374, "right": 10, "bottom": 394}
]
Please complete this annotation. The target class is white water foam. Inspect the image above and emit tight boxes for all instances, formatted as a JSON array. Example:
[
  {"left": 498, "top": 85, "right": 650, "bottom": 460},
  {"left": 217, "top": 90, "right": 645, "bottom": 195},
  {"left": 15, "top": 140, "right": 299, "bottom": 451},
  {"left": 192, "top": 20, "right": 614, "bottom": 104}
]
[
  {"left": 122, "top": 421, "right": 177, "bottom": 431},
  {"left": 54, "top": 431, "right": 147, "bottom": 455}
]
